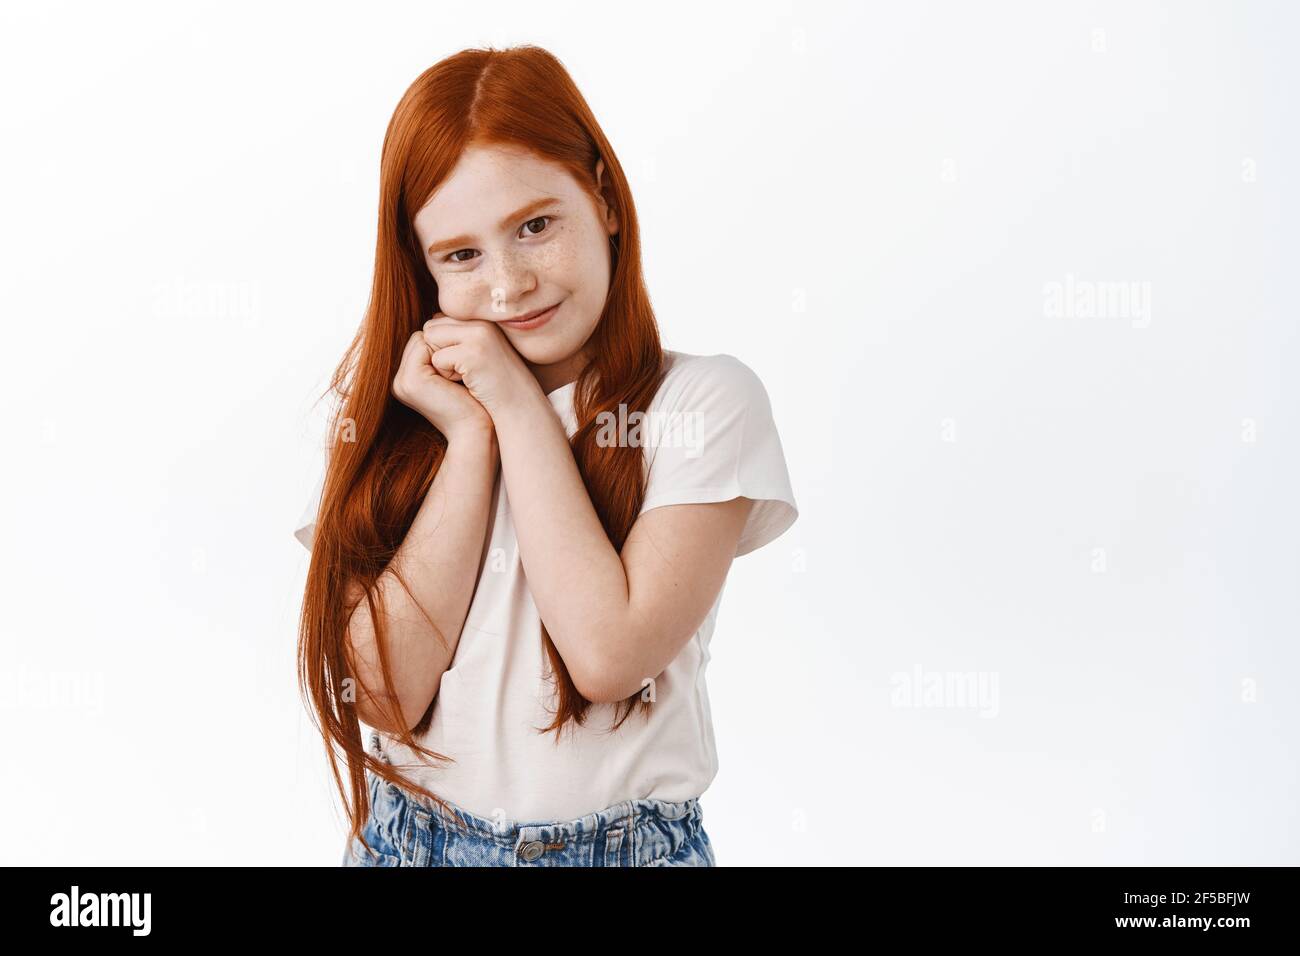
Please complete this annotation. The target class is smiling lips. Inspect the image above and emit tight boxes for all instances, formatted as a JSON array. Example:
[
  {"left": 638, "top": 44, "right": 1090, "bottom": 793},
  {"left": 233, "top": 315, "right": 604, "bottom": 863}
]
[{"left": 501, "top": 301, "right": 559, "bottom": 330}]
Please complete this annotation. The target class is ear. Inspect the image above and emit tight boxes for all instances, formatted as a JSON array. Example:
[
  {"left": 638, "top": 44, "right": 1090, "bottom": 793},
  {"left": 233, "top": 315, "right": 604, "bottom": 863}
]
[{"left": 593, "top": 157, "right": 620, "bottom": 239}]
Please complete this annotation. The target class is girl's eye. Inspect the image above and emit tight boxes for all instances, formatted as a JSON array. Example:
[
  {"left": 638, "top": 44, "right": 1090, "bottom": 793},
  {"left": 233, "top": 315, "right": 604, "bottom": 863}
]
[
  {"left": 442, "top": 216, "right": 553, "bottom": 264},
  {"left": 520, "top": 215, "right": 551, "bottom": 237}
]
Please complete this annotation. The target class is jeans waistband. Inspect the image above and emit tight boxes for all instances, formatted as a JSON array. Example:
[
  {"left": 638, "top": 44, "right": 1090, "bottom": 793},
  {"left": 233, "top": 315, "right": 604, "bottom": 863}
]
[{"left": 366, "top": 729, "right": 702, "bottom": 847}]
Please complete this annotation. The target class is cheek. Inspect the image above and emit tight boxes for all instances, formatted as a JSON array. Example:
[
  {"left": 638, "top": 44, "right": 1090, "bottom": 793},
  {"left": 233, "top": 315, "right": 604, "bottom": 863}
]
[
  {"left": 531, "top": 240, "right": 571, "bottom": 273},
  {"left": 534, "top": 236, "right": 605, "bottom": 299},
  {"left": 537, "top": 222, "right": 600, "bottom": 274},
  {"left": 430, "top": 270, "right": 474, "bottom": 306}
]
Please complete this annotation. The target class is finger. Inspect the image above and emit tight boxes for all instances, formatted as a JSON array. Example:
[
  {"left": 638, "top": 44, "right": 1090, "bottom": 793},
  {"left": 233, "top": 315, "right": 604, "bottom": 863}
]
[
  {"left": 428, "top": 342, "right": 461, "bottom": 382},
  {"left": 423, "top": 312, "right": 451, "bottom": 333},
  {"left": 424, "top": 317, "right": 489, "bottom": 347},
  {"left": 414, "top": 330, "right": 460, "bottom": 382},
  {"left": 402, "top": 328, "right": 426, "bottom": 352},
  {"left": 423, "top": 324, "right": 461, "bottom": 349},
  {"left": 428, "top": 343, "right": 466, "bottom": 383},
  {"left": 433, "top": 342, "right": 462, "bottom": 382},
  {"left": 396, "top": 329, "right": 457, "bottom": 385},
  {"left": 398, "top": 330, "right": 432, "bottom": 370}
]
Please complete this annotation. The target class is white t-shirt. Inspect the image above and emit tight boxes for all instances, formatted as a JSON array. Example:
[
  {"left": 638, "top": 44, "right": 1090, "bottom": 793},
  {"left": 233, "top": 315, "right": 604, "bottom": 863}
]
[{"left": 293, "top": 349, "right": 798, "bottom": 822}]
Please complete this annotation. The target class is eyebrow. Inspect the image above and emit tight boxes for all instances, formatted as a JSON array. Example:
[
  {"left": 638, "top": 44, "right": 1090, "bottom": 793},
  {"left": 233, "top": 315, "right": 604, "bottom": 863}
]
[{"left": 424, "top": 197, "right": 561, "bottom": 257}]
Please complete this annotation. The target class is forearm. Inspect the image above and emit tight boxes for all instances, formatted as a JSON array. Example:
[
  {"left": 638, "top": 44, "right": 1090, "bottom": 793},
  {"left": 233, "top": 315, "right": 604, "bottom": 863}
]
[
  {"left": 492, "top": 396, "right": 632, "bottom": 699},
  {"left": 347, "top": 427, "right": 499, "bottom": 731}
]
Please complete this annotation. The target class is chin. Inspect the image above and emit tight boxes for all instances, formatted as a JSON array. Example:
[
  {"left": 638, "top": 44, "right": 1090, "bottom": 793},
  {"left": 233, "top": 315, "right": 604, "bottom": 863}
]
[{"left": 510, "top": 338, "right": 571, "bottom": 365}]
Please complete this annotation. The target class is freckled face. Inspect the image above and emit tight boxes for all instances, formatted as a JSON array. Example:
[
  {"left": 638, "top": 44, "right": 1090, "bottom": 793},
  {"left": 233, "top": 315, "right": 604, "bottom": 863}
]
[{"left": 412, "top": 143, "right": 619, "bottom": 381}]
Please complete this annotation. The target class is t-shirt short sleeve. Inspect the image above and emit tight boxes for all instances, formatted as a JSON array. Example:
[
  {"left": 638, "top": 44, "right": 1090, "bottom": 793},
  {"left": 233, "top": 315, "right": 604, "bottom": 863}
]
[
  {"left": 636, "top": 354, "right": 798, "bottom": 557},
  {"left": 293, "top": 468, "right": 325, "bottom": 552}
]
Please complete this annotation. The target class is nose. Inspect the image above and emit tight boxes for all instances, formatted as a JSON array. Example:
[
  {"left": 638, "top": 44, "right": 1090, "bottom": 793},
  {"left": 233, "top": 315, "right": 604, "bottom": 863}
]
[{"left": 486, "top": 249, "right": 537, "bottom": 316}]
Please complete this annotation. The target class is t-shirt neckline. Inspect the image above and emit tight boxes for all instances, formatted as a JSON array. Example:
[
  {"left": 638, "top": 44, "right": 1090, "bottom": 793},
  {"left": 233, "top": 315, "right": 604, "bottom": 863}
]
[{"left": 546, "top": 380, "right": 578, "bottom": 402}]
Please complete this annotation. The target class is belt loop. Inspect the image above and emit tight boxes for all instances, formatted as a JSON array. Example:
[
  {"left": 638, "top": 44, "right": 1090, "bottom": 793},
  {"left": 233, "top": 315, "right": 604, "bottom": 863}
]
[{"left": 604, "top": 825, "right": 626, "bottom": 867}]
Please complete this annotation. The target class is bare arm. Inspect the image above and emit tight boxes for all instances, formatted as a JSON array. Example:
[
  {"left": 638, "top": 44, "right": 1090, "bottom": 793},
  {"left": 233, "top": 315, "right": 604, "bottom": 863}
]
[
  {"left": 346, "top": 426, "right": 499, "bottom": 734},
  {"left": 492, "top": 395, "right": 752, "bottom": 704}
]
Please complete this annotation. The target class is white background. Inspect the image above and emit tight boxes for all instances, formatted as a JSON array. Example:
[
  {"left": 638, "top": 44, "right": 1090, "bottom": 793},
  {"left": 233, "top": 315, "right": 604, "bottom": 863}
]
[{"left": 2, "top": 0, "right": 1295, "bottom": 865}]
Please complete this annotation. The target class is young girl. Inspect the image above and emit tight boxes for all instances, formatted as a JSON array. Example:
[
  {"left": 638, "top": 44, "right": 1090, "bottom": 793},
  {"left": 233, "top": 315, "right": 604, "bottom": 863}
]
[{"left": 294, "top": 45, "right": 798, "bottom": 867}]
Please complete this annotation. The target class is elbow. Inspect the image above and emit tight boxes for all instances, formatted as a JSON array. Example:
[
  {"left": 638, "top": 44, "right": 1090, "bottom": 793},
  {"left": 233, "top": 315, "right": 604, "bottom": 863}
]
[
  {"left": 570, "top": 649, "right": 613, "bottom": 704},
  {"left": 571, "top": 666, "right": 608, "bottom": 705},
  {"left": 577, "top": 680, "right": 623, "bottom": 706},
  {"left": 567, "top": 615, "right": 659, "bottom": 704},
  {"left": 571, "top": 649, "right": 641, "bottom": 705}
]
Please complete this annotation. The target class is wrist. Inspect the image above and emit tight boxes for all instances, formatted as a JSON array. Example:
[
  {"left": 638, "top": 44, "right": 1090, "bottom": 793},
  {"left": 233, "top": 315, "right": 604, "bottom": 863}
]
[
  {"left": 485, "top": 373, "right": 552, "bottom": 427},
  {"left": 443, "top": 419, "right": 496, "bottom": 449},
  {"left": 435, "top": 423, "right": 499, "bottom": 495},
  {"left": 492, "top": 389, "right": 553, "bottom": 440}
]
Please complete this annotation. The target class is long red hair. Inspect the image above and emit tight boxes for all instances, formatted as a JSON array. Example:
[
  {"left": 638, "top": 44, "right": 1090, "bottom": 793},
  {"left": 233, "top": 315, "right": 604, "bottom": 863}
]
[{"left": 297, "top": 44, "right": 666, "bottom": 853}]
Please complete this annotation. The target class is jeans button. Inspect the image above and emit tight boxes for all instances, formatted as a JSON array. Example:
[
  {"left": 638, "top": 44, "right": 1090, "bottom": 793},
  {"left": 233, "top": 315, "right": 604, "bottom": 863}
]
[{"left": 519, "top": 841, "right": 545, "bottom": 862}]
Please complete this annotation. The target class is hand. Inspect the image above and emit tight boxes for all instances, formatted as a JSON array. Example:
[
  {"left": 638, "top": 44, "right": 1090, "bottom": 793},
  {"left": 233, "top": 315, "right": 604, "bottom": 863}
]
[
  {"left": 391, "top": 324, "right": 493, "bottom": 442},
  {"left": 421, "top": 312, "right": 542, "bottom": 419}
]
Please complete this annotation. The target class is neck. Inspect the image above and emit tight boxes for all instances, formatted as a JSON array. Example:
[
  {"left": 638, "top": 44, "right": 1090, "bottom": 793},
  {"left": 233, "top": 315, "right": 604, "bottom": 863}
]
[{"left": 529, "top": 350, "right": 587, "bottom": 396}]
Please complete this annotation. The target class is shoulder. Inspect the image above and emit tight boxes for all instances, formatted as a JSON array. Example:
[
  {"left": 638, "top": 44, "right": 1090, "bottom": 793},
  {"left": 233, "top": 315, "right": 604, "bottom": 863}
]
[{"left": 650, "top": 350, "right": 773, "bottom": 412}]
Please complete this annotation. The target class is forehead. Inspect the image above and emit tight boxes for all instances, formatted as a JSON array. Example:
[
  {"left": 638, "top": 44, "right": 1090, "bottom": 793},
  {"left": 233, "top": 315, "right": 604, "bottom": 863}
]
[{"left": 413, "top": 145, "right": 579, "bottom": 236}]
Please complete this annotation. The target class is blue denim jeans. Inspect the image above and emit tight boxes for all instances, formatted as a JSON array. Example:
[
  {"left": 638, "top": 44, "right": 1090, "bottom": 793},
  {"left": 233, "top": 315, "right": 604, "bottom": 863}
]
[{"left": 342, "top": 732, "right": 716, "bottom": 867}]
